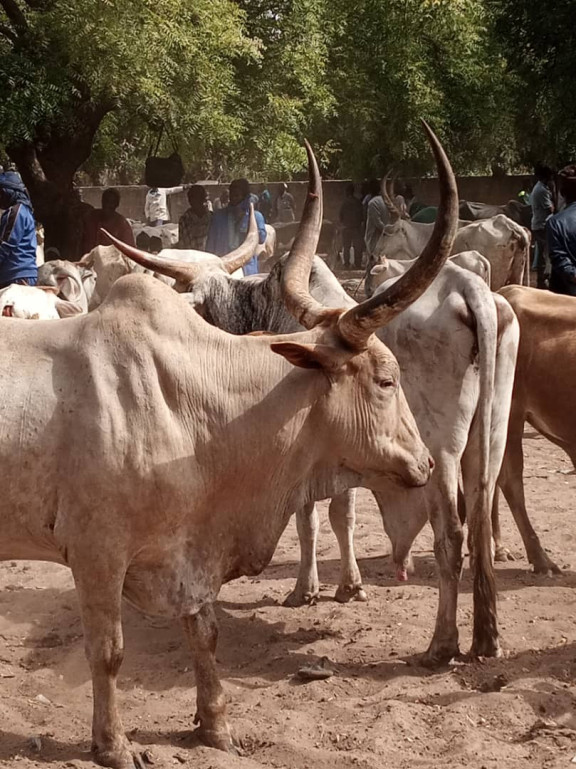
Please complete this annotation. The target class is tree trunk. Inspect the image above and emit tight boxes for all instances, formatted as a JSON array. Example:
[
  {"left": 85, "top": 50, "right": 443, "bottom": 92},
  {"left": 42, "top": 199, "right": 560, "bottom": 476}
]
[{"left": 7, "top": 101, "right": 113, "bottom": 261}]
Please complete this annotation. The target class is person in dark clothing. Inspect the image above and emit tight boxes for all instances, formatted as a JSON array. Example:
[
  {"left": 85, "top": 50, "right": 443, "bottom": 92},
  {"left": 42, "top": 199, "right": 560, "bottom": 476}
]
[
  {"left": 531, "top": 163, "right": 555, "bottom": 289},
  {"left": 339, "top": 183, "right": 364, "bottom": 268},
  {"left": 0, "top": 172, "right": 38, "bottom": 289},
  {"left": 257, "top": 184, "right": 272, "bottom": 222},
  {"left": 547, "top": 164, "right": 576, "bottom": 296},
  {"left": 82, "top": 187, "right": 134, "bottom": 254}
]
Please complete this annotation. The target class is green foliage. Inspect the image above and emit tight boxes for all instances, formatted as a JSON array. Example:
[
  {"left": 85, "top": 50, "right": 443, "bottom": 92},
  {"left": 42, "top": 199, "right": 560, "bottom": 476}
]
[
  {"left": 0, "top": 0, "right": 257, "bottom": 160},
  {"left": 315, "top": 0, "right": 515, "bottom": 177},
  {"left": 0, "top": 0, "right": 574, "bottom": 185},
  {"left": 488, "top": 0, "right": 576, "bottom": 168}
]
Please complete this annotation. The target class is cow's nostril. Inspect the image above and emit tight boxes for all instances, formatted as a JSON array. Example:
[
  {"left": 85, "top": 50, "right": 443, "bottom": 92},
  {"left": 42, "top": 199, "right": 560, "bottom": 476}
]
[{"left": 428, "top": 456, "right": 435, "bottom": 471}]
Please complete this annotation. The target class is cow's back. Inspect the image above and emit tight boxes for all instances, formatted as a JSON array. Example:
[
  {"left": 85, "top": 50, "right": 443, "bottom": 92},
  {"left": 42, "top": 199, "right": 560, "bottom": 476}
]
[
  {"left": 455, "top": 215, "right": 529, "bottom": 290},
  {"left": 500, "top": 286, "right": 576, "bottom": 445}
]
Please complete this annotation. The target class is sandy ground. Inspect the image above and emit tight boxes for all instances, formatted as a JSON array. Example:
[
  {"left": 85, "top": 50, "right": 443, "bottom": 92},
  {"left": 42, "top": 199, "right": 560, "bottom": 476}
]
[{"left": 2, "top": 431, "right": 576, "bottom": 769}]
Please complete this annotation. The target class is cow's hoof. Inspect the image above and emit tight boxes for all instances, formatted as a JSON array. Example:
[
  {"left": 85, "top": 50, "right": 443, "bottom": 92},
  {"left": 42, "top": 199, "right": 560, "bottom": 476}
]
[
  {"left": 197, "top": 727, "right": 241, "bottom": 755},
  {"left": 470, "top": 637, "right": 501, "bottom": 660},
  {"left": 418, "top": 641, "right": 460, "bottom": 669},
  {"left": 283, "top": 588, "right": 319, "bottom": 607},
  {"left": 494, "top": 546, "right": 515, "bottom": 562},
  {"left": 335, "top": 584, "right": 367, "bottom": 603},
  {"left": 93, "top": 745, "right": 153, "bottom": 769},
  {"left": 532, "top": 556, "right": 561, "bottom": 575}
]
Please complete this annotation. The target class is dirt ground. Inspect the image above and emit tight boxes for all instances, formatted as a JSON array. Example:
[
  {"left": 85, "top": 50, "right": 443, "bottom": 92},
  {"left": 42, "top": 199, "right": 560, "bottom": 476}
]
[{"left": 2, "top": 433, "right": 576, "bottom": 769}]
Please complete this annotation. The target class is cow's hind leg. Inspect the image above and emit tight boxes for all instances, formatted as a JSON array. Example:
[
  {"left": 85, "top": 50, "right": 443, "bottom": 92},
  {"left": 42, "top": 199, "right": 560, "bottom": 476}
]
[
  {"left": 73, "top": 568, "right": 143, "bottom": 769},
  {"left": 421, "top": 472, "right": 463, "bottom": 667},
  {"left": 284, "top": 502, "right": 320, "bottom": 606},
  {"left": 492, "top": 488, "right": 513, "bottom": 562},
  {"left": 499, "top": 414, "right": 560, "bottom": 574},
  {"left": 329, "top": 490, "right": 366, "bottom": 603},
  {"left": 182, "top": 604, "right": 236, "bottom": 754}
]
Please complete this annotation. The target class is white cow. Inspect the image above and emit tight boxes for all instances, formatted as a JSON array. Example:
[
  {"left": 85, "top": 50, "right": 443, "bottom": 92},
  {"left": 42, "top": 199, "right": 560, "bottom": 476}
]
[
  {"left": 37, "top": 240, "right": 248, "bottom": 311},
  {"left": 378, "top": 185, "right": 529, "bottom": 291},
  {"left": 130, "top": 221, "right": 179, "bottom": 248},
  {"left": 0, "top": 284, "right": 84, "bottom": 319},
  {"left": 114, "top": 223, "right": 515, "bottom": 668},
  {"left": 0, "top": 132, "right": 465, "bottom": 766},
  {"left": 371, "top": 250, "right": 491, "bottom": 287}
]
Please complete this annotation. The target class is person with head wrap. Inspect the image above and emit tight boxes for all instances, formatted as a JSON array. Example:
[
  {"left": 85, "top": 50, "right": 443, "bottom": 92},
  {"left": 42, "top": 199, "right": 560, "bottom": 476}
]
[
  {"left": 547, "top": 164, "right": 576, "bottom": 296},
  {"left": 0, "top": 172, "right": 38, "bottom": 289}
]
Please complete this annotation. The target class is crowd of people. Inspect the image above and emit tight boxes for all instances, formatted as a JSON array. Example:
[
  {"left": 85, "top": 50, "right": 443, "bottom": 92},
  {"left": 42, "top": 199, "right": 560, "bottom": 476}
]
[{"left": 1, "top": 161, "right": 576, "bottom": 293}]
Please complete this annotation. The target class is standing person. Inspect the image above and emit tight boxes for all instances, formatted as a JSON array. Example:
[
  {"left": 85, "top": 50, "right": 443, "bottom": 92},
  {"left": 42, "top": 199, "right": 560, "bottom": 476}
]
[
  {"left": 364, "top": 188, "right": 389, "bottom": 263},
  {"left": 547, "top": 164, "right": 576, "bottom": 296},
  {"left": 362, "top": 179, "right": 380, "bottom": 232},
  {"left": 213, "top": 188, "right": 229, "bottom": 211},
  {"left": 0, "top": 172, "right": 38, "bottom": 288},
  {"left": 257, "top": 184, "right": 272, "bottom": 222},
  {"left": 364, "top": 187, "right": 389, "bottom": 294},
  {"left": 205, "top": 178, "right": 266, "bottom": 276},
  {"left": 339, "top": 183, "right": 364, "bottom": 269},
  {"left": 393, "top": 180, "right": 409, "bottom": 219},
  {"left": 274, "top": 183, "right": 296, "bottom": 223},
  {"left": 531, "top": 164, "right": 555, "bottom": 289},
  {"left": 82, "top": 188, "right": 135, "bottom": 254},
  {"left": 177, "top": 185, "right": 212, "bottom": 250},
  {"left": 145, "top": 184, "right": 188, "bottom": 226}
]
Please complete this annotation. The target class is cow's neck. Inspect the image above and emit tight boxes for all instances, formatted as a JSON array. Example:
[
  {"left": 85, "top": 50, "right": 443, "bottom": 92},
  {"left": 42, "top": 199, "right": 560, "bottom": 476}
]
[{"left": 189, "top": 329, "right": 358, "bottom": 579}]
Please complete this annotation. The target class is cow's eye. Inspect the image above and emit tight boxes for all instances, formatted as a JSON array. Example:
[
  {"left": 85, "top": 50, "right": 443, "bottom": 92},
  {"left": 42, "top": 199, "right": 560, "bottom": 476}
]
[{"left": 377, "top": 378, "right": 395, "bottom": 389}]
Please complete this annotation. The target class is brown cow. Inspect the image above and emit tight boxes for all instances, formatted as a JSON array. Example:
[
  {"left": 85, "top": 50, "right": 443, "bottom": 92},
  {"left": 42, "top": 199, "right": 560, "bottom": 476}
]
[{"left": 493, "top": 285, "right": 574, "bottom": 573}]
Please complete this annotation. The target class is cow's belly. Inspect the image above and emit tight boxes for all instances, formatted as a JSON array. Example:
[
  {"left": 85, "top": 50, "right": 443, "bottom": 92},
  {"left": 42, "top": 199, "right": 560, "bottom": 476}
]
[
  {"left": 0, "top": 444, "right": 65, "bottom": 564},
  {"left": 120, "top": 500, "right": 293, "bottom": 619},
  {"left": 0, "top": 538, "right": 66, "bottom": 564}
]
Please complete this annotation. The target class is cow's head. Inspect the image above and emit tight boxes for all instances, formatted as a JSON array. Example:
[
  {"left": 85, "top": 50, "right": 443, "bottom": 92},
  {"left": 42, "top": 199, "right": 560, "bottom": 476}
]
[
  {"left": 266, "top": 125, "right": 457, "bottom": 490},
  {"left": 38, "top": 259, "right": 93, "bottom": 313},
  {"left": 102, "top": 212, "right": 259, "bottom": 295}
]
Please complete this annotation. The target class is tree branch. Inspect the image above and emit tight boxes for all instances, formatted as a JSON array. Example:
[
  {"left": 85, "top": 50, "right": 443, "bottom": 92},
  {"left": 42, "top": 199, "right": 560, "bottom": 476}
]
[
  {"left": 0, "top": 21, "right": 17, "bottom": 41},
  {"left": 22, "top": 0, "right": 53, "bottom": 9},
  {"left": 0, "top": 0, "right": 28, "bottom": 31}
]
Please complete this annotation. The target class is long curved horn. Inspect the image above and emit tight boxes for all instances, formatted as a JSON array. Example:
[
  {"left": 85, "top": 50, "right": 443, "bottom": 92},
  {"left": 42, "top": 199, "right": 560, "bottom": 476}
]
[
  {"left": 337, "top": 121, "right": 458, "bottom": 349},
  {"left": 381, "top": 171, "right": 400, "bottom": 222},
  {"left": 280, "top": 140, "right": 326, "bottom": 329},
  {"left": 101, "top": 207, "right": 258, "bottom": 285},
  {"left": 100, "top": 230, "right": 204, "bottom": 285},
  {"left": 221, "top": 205, "right": 259, "bottom": 273}
]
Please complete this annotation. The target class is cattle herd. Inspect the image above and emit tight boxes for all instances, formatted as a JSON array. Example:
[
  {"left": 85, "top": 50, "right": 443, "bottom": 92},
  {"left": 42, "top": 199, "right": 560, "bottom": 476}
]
[{"left": 0, "top": 123, "right": 574, "bottom": 769}]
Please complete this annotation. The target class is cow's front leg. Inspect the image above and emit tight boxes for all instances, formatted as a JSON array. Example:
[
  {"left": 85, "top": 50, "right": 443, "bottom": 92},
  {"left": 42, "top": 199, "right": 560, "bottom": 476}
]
[
  {"left": 329, "top": 491, "right": 366, "bottom": 602},
  {"left": 182, "top": 604, "right": 236, "bottom": 754},
  {"left": 73, "top": 567, "right": 142, "bottom": 769},
  {"left": 284, "top": 502, "right": 320, "bottom": 606}
]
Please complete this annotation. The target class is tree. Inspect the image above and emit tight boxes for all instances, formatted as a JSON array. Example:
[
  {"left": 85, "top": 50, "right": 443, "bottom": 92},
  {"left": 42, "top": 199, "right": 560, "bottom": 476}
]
[
  {"left": 0, "top": 0, "right": 257, "bottom": 257},
  {"left": 312, "top": 0, "right": 515, "bottom": 178},
  {"left": 488, "top": 0, "right": 576, "bottom": 169}
]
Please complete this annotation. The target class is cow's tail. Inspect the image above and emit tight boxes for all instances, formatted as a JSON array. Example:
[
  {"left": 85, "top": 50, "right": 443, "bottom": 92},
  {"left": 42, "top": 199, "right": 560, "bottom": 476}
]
[
  {"left": 507, "top": 221, "right": 531, "bottom": 286},
  {"left": 463, "top": 282, "right": 499, "bottom": 657},
  {"left": 521, "top": 227, "right": 532, "bottom": 286}
]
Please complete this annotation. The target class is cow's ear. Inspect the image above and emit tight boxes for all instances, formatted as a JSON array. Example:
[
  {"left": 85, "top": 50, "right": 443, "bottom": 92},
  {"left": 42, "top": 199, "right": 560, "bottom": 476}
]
[
  {"left": 270, "top": 342, "right": 344, "bottom": 372},
  {"left": 55, "top": 299, "right": 84, "bottom": 318}
]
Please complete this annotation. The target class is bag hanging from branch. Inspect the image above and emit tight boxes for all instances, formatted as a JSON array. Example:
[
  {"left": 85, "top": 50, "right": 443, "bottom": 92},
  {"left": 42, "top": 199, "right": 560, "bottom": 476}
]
[{"left": 144, "top": 125, "right": 184, "bottom": 188}]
